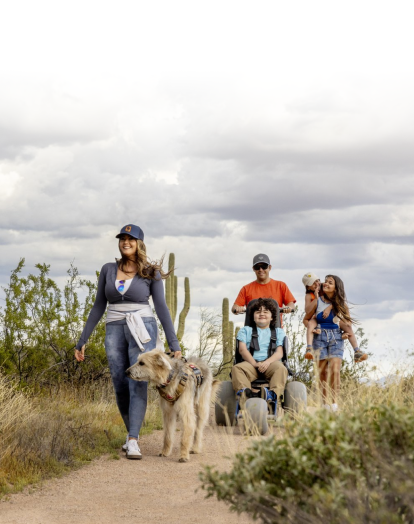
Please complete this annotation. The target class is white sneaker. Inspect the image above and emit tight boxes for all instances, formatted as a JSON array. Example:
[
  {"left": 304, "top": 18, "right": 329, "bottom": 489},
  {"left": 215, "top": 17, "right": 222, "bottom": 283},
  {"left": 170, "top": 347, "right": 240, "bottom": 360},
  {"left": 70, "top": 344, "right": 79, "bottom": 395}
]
[
  {"left": 126, "top": 439, "right": 142, "bottom": 460},
  {"left": 331, "top": 403, "right": 339, "bottom": 412},
  {"left": 122, "top": 435, "right": 129, "bottom": 452},
  {"left": 123, "top": 435, "right": 139, "bottom": 452}
]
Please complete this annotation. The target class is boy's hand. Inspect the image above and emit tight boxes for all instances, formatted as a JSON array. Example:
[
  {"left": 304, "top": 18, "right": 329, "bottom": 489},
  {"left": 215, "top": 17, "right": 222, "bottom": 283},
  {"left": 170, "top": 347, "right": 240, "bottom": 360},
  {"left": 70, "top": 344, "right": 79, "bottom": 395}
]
[
  {"left": 323, "top": 305, "right": 332, "bottom": 319},
  {"left": 257, "top": 360, "right": 270, "bottom": 373}
]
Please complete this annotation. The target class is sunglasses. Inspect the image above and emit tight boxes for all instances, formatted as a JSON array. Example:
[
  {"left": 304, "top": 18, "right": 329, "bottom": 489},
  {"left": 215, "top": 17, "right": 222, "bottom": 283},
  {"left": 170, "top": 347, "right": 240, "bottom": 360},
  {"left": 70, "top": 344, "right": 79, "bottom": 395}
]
[
  {"left": 253, "top": 263, "right": 269, "bottom": 271},
  {"left": 117, "top": 280, "right": 125, "bottom": 292}
]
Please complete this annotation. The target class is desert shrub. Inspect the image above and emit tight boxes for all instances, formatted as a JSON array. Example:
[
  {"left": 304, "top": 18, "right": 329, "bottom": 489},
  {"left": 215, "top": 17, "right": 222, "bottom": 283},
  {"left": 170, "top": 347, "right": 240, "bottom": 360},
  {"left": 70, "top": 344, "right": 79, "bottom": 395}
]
[
  {"left": 200, "top": 402, "right": 414, "bottom": 523},
  {"left": 0, "top": 259, "right": 107, "bottom": 386}
]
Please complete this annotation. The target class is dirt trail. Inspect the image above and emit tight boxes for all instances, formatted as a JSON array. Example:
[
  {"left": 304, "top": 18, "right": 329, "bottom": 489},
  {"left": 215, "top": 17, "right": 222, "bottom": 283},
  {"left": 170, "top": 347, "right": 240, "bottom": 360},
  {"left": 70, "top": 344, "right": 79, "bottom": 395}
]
[{"left": 0, "top": 424, "right": 254, "bottom": 524}]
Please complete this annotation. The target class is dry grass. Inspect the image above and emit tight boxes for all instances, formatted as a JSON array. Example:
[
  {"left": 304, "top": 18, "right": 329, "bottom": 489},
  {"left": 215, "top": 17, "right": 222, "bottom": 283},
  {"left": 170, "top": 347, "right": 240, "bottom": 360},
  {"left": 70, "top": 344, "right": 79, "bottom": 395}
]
[
  {"left": 300, "top": 359, "right": 414, "bottom": 418},
  {"left": 0, "top": 375, "right": 162, "bottom": 497}
]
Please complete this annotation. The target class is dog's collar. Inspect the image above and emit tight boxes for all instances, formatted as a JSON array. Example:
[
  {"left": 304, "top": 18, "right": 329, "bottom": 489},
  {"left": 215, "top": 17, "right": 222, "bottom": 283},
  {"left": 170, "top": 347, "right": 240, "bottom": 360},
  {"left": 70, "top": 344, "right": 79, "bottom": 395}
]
[{"left": 159, "top": 369, "right": 175, "bottom": 388}]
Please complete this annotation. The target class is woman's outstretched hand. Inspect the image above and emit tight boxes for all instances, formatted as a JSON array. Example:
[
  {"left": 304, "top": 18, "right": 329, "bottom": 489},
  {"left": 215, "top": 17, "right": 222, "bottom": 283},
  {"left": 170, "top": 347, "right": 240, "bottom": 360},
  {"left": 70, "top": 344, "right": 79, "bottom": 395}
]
[
  {"left": 174, "top": 351, "right": 182, "bottom": 359},
  {"left": 75, "top": 345, "right": 85, "bottom": 362}
]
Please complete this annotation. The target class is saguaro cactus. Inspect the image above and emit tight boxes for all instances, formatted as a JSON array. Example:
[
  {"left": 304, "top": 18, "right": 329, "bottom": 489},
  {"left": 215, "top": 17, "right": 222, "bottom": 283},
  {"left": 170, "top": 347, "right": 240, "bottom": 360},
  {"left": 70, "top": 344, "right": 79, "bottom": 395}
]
[
  {"left": 221, "top": 298, "right": 234, "bottom": 379},
  {"left": 173, "top": 275, "right": 178, "bottom": 324},
  {"left": 164, "top": 253, "right": 191, "bottom": 347},
  {"left": 234, "top": 326, "right": 240, "bottom": 349},
  {"left": 177, "top": 277, "right": 190, "bottom": 341},
  {"left": 165, "top": 253, "right": 175, "bottom": 320}
]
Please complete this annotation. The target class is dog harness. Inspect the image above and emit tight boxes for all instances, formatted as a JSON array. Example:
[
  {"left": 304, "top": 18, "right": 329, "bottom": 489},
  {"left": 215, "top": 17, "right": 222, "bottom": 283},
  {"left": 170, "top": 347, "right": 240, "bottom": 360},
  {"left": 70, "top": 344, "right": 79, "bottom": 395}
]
[{"left": 156, "top": 363, "right": 204, "bottom": 404}]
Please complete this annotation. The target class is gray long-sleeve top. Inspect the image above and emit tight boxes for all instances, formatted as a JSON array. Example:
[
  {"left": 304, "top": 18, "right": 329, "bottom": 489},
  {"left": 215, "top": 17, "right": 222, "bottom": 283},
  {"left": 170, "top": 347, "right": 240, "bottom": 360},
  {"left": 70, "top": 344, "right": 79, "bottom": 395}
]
[{"left": 76, "top": 262, "right": 180, "bottom": 352}]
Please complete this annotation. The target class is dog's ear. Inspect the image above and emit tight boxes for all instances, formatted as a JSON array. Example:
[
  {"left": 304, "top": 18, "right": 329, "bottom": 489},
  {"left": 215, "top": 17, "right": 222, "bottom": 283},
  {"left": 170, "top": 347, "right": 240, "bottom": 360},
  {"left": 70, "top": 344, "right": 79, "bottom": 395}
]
[{"left": 156, "top": 352, "right": 171, "bottom": 370}]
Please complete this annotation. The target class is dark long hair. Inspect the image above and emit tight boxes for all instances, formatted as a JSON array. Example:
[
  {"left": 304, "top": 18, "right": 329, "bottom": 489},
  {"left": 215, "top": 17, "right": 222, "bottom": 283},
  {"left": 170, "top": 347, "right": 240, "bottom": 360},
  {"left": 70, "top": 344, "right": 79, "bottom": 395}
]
[
  {"left": 118, "top": 239, "right": 171, "bottom": 280},
  {"left": 251, "top": 298, "right": 278, "bottom": 328},
  {"left": 325, "top": 274, "right": 356, "bottom": 325}
]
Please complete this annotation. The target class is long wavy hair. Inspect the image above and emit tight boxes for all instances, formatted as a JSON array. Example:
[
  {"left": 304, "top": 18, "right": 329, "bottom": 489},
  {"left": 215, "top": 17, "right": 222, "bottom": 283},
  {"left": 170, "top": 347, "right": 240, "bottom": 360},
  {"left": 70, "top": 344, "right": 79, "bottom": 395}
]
[
  {"left": 251, "top": 298, "right": 279, "bottom": 328},
  {"left": 324, "top": 274, "right": 356, "bottom": 325},
  {"left": 118, "top": 239, "right": 171, "bottom": 280}
]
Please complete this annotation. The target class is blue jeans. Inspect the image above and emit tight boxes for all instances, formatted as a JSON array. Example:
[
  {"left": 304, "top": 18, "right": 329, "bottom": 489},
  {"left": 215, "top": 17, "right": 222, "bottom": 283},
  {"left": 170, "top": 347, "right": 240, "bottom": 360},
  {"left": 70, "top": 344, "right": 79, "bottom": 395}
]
[
  {"left": 313, "top": 328, "right": 344, "bottom": 360},
  {"left": 105, "top": 317, "right": 158, "bottom": 439}
]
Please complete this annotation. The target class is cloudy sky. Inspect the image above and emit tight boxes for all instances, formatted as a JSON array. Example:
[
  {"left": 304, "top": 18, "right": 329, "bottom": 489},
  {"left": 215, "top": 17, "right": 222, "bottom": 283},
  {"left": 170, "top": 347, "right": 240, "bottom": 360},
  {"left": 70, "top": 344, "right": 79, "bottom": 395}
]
[{"left": 1, "top": 1, "right": 413, "bottom": 373}]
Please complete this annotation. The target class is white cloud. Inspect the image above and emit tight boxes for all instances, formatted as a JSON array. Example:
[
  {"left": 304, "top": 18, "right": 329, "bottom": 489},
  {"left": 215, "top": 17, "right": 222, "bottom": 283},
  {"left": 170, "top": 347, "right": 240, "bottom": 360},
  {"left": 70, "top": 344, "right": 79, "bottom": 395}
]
[{"left": 0, "top": 0, "right": 413, "bottom": 363}]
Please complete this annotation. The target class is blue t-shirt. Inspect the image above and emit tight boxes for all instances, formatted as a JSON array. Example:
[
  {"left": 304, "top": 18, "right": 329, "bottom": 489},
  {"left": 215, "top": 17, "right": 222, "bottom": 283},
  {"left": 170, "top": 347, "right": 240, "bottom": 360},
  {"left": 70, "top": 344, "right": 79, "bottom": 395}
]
[{"left": 237, "top": 326, "right": 285, "bottom": 362}]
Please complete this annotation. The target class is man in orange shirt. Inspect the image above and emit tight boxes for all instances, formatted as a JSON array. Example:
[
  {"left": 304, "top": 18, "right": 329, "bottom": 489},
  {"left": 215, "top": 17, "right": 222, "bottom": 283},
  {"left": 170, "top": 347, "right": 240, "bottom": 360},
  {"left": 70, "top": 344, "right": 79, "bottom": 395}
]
[{"left": 232, "top": 254, "right": 296, "bottom": 320}]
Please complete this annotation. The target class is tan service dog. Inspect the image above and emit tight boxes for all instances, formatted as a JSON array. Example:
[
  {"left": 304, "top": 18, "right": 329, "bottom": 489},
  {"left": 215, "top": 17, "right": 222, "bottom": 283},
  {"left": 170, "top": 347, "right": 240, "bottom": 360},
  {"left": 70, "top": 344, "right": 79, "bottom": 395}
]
[{"left": 126, "top": 349, "right": 219, "bottom": 462}]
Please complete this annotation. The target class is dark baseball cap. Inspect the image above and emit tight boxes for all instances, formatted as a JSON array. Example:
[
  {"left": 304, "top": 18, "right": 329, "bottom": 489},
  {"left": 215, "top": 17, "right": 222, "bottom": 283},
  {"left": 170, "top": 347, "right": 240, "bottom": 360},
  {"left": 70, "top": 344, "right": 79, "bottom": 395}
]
[
  {"left": 252, "top": 253, "right": 270, "bottom": 267},
  {"left": 116, "top": 224, "right": 144, "bottom": 241}
]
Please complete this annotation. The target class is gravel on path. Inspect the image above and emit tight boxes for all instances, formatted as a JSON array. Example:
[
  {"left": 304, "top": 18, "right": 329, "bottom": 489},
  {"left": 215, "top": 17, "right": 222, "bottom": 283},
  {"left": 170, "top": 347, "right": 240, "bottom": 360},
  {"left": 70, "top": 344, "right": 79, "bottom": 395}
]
[{"left": 0, "top": 425, "right": 254, "bottom": 524}]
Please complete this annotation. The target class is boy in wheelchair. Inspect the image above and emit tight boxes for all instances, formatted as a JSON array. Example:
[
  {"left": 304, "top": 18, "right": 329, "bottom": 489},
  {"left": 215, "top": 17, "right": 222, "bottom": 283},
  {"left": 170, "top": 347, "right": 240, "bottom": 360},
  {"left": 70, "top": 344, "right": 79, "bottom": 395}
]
[{"left": 231, "top": 297, "right": 288, "bottom": 416}]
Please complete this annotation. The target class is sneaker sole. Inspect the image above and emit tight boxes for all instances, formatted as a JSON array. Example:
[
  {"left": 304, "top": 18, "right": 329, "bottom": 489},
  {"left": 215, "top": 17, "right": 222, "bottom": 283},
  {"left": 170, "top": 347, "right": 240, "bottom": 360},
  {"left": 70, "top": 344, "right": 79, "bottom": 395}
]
[
  {"left": 355, "top": 354, "right": 368, "bottom": 363},
  {"left": 126, "top": 453, "right": 142, "bottom": 460}
]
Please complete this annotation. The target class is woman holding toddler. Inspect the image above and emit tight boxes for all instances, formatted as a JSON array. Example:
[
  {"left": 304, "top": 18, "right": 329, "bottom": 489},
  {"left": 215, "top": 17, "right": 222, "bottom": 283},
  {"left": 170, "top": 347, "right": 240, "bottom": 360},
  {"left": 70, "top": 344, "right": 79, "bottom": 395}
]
[{"left": 302, "top": 273, "right": 364, "bottom": 411}]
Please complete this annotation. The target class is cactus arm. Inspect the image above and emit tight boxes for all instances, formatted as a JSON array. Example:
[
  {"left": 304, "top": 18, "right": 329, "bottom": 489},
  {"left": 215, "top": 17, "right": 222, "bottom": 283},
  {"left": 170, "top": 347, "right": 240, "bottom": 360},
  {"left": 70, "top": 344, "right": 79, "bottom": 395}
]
[{"left": 177, "top": 277, "right": 190, "bottom": 340}]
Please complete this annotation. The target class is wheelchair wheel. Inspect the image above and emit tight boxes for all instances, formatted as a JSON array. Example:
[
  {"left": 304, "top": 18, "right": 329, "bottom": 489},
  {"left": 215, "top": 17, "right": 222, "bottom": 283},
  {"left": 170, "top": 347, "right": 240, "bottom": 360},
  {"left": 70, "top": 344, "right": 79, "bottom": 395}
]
[
  {"left": 284, "top": 381, "right": 307, "bottom": 414},
  {"left": 215, "top": 381, "right": 237, "bottom": 426},
  {"left": 244, "top": 398, "right": 268, "bottom": 435}
]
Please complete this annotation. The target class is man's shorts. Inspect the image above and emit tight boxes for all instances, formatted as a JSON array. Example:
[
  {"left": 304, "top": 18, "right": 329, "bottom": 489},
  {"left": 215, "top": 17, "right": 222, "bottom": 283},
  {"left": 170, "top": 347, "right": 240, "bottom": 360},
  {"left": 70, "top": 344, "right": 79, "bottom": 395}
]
[{"left": 313, "top": 329, "right": 344, "bottom": 360}]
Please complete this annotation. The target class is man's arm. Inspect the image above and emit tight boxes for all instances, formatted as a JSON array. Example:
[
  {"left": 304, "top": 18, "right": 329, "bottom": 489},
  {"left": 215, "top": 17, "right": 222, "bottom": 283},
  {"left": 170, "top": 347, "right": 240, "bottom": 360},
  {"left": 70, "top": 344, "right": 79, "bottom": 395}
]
[
  {"left": 232, "top": 286, "right": 246, "bottom": 314},
  {"left": 283, "top": 302, "right": 295, "bottom": 313},
  {"left": 282, "top": 283, "right": 296, "bottom": 312},
  {"left": 232, "top": 303, "right": 245, "bottom": 314}
]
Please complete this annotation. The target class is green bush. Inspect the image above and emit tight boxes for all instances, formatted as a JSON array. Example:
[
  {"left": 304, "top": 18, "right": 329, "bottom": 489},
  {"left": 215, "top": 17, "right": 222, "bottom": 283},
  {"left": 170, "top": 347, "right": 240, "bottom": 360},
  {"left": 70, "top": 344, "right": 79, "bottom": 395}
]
[
  {"left": 0, "top": 259, "right": 107, "bottom": 386},
  {"left": 200, "top": 404, "right": 414, "bottom": 523}
]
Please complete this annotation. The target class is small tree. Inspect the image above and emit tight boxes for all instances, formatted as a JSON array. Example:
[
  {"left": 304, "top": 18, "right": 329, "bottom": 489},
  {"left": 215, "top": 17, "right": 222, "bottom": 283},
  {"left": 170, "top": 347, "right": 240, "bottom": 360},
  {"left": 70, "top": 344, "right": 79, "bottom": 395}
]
[
  {"left": 194, "top": 307, "right": 223, "bottom": 365},
  {"left": 0, "top": 259, "right": 108, "bottom": 386}
]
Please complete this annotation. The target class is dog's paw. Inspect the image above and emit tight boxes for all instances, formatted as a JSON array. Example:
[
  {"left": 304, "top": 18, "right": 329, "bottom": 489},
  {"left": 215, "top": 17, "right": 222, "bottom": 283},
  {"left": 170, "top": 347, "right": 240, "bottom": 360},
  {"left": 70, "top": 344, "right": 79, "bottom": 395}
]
[
  {"left": 190, "top": 450, "right": 200, "bottom": 454},
  {"left": 178, "top": 457, "right": 189, "bottom": 463}
]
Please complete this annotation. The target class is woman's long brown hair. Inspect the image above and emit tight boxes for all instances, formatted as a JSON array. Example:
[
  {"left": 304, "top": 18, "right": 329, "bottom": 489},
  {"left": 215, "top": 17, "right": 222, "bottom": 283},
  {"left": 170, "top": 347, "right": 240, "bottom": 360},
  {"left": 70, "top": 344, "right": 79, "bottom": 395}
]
[
  {"left": 118, "top": 240, "right": 172, "bottom": 280},
  {"left": 325, "top": 274, "right": 357, "bottom": 325}
]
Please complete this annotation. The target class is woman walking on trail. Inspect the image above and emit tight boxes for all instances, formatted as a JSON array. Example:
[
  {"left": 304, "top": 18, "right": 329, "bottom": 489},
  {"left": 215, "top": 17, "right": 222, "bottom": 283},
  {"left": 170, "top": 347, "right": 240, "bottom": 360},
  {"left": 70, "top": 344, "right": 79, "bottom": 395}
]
[
  {"left": 74, "top": 224, "right": 181, "bottom": 460},
  {"left": 310, "top": 275, "right": 356, "bottom": 412}
]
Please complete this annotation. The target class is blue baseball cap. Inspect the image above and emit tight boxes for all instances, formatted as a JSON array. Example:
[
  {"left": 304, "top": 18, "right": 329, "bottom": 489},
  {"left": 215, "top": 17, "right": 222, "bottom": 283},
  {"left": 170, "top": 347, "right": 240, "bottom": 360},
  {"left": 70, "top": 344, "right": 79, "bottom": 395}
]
[{"left": 116, "top": 224, "right": 144, "bottom": 241}]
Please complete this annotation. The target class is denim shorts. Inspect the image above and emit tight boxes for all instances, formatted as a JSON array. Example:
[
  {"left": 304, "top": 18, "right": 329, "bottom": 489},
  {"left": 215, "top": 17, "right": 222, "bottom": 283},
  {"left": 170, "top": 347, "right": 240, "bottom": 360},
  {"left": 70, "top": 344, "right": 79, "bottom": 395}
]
[{"left": 313, "top": 328, "right": 344, "bottom": 360}]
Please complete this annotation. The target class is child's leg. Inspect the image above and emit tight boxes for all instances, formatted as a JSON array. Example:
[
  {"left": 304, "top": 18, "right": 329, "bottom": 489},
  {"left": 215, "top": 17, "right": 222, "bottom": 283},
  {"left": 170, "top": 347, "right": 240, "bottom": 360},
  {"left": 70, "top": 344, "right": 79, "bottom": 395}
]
[
  {"left": 306, "top": 320, "right": 315, "bottom": 347},
  {"left": 339, "top": 321, "right": 368, "bottom": 362},
  {"left": 339, "top": 321, "right": 358, "bottom": 348},
  {"left": 307, "top": 317, "right": 320, "bottom": 343},
  {"left": 305, "top": 319, "right": 319, "bottom": 359},
  {"left": 312, "top": 317, "right": 321, "bottom": 335}
]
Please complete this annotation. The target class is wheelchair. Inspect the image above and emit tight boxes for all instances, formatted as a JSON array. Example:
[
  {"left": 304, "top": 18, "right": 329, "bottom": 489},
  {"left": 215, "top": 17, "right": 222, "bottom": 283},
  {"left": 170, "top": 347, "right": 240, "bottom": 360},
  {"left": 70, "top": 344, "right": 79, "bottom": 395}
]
[{"left": 215, "top": 298, "right": 307, "bottom": 434}]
